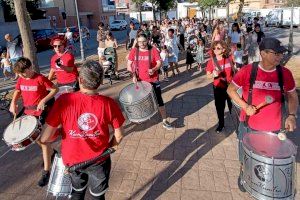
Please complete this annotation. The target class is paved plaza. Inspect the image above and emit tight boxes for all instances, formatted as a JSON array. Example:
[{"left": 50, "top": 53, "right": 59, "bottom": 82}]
[{"left": 0, "top": 54, "right": 300, "bottom": 200}]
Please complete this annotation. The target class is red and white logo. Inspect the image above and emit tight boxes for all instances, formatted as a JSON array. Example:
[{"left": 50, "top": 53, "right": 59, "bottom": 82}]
[{"left": 77, "top": 113, "right": 98, "bottom": 131}]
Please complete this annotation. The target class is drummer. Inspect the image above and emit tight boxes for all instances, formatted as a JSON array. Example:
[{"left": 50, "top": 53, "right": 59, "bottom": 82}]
[
  {"left": 9, "top": 57, "right": 58, "bottom": 187},
  {"left": 227, "top": 38, "right": 298, "bottom": 188},
  {"left": 48, "top": 36, "right": 79, "bottom": 90},
  {"left": 127, "top": 33, "right": 173, "bottom": 130},
  {"left": 40, "top": 60, "right": 125, "bottom": 200}
]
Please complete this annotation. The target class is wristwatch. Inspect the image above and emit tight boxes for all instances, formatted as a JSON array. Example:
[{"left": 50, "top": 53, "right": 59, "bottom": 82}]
[{"left": 288, "top": 113, "right": 298, "bottom": 119}]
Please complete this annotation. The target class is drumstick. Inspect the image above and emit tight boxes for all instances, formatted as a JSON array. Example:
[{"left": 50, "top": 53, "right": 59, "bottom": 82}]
[
  {"left": 255, "top": 95, "right": 274, "bottom": 110},
  {"left": 12, "top": 113, "right": 16, "bottom": 128}
]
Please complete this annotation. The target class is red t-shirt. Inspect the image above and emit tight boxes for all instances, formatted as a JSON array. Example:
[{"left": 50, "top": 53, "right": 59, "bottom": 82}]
[
  {"left": 46, "top": 92, "right": 125, "bottom": 166},
  {"left": 206, "top": 57, "right": 233, "bottom": 88},
  {"left": 50, "top": 52, "right": 78, "bottom": 85},
  {"left": 232, "top": 64, "right": 296, "bottom": 131},
  {"left": 128, "top": 47, "right": 161, "bottom": 83},
  {"left": 16, "top": 73, "right": 54, "bottom": 116}
]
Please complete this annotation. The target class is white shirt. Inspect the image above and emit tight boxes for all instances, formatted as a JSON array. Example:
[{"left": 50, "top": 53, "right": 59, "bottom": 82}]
[
  {"left": 65, "top": 32, "right": 73, "bottom": 41},
  {"left": 229, "top": 31, "right": 243, "bottom": 44},
  {"left": 164, "top": 37, "right": 179, "bottom": 56},
  {"left": 160, "top": 51, "right": 168, "bottom": 66},
  {"left": 234, "top": 50, "right": 243, "bottom": 64}
]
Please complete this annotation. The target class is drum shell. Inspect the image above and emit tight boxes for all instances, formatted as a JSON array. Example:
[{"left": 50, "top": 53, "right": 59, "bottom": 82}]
[
  {"left": 232, "top": 87, "right": 242, "bottom": 109},
  {"left": 47, "top": 154, "right": 72, "bottom": 197},
  {"left": 119, "top": 82, "right": 158, "bottom": 123},
  {"left": 55, "top": 86, "right": 74, "bottom": 99},
  {"left": 242, "top": 144, "right": 296, "bottom": 200}
]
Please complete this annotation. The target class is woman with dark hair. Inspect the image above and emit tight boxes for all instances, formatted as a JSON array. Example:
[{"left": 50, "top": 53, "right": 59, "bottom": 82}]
[
  {"left": 150, "top": 26, "right": 162, "bottom": 49},
  {"left": 228, "top": 23, "right": 244, "bottom": 53},
  {"left": 245, "top": 24, "right": 265, "bottom": 63},
  {"left": 206, "top": 41, "right": 233, "bottom": 133},
  {"left": 105, "top": 32, "right": 119, "bottom": 77},
  {"left": 127, "top": 33, "right": 173, "bottom": 130}
]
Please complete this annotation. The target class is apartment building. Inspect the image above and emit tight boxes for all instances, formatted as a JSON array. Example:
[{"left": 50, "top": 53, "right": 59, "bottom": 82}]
[
  {"left": 262, "top": 0, "right": 287, "bottom": 8},
  {"left": 40, "top": 0, "right": 116, "bottom": 29}
]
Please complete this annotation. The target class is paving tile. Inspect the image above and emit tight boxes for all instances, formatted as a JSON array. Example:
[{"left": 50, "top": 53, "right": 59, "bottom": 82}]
[
  {"left": 212, "top": 191, "right": 233, "bottom": 200},
  {"left": 231, "top": 189, "right": 253, "bottom": 200},
  {"left": 213, "top": 171, "right": 231, "bottom": 192},
  {"left": 110, "top": 192, "right": 131, "bottom": 200},
  {"left": 181, "top": 189, "right": 213, "bottom": 200},
  {"left": 198, "top": 159, "right": 225, "bottom": 172},
  {"left": 199, "top": 170, "right": 216, "bottom": 191},
  {"left": 154, "top": 191, "right": 181, "bottom": 200},
  {"left": 119, "top": 179, "right": 135, "bottom": 193},
  {"left": 0, "top": 193, "right": 17, "bottom": 200}
]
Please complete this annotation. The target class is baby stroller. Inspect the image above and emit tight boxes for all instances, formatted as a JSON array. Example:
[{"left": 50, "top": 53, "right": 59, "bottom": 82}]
[{"left": 103, "top": 47, "right": 117, "bottom": 85}]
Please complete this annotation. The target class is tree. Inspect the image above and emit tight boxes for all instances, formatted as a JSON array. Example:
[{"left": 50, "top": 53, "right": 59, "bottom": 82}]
[
  {"left": 286, "top": 0, "right": 300, "bottom": 6},
  {"left": 154, "top": 0, "right": 175, "bottom": 20},
  {"left": 13, "top": 0, "right": 39, "bottom": 72},
  {"left": 131, "top": 0, "right": 143, "bottom": 22},
  {"left": 198, "top": 0, "right": 220, "bottom": 20}
]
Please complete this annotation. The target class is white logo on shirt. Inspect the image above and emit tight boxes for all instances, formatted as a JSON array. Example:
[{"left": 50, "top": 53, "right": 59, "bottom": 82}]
[
  {"left": 77, "top": 113, "right": 98, "bottom": 131},
  {"left": 253, "top": 81, "right": 281, "bottom": 91},
  {"left": 20, "top": 85, "right": 38, "bottom": 91}
]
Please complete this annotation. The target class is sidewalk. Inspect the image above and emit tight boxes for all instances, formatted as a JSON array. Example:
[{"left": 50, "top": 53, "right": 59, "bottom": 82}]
[{"left": 0, "top": 52, "right": 300, "bottom": 200}]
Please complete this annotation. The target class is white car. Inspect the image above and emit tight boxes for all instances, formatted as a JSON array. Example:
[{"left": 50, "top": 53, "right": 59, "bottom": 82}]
[{"left": 110, "top": 20, "right": 127, "bottom": 30}]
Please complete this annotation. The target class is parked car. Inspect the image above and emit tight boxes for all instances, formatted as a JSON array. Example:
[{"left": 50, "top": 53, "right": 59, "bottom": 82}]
[
  {"left": 110, "top": 20, "right": 128, "bottom": 31},
  {"left": 57, "top": 26, "right": 80, "bottom": 42},
  {"left": 16, "top": 29, "right": 58, "bottom": 52}
]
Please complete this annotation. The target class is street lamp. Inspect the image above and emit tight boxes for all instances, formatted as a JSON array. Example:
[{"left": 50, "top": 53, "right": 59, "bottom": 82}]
[
  {"left": 288, "top": 4, "right": 294, "bottom": 54},
  {"left": 74, "top": 0, "right": 85, "bottom": 61}
]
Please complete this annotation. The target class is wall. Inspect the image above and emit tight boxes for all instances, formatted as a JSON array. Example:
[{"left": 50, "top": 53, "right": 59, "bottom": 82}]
[{"left": 0, "top": 19, "right": 51, "bottom": 46}]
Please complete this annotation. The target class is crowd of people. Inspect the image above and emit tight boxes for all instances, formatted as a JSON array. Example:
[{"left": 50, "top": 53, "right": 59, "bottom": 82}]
[{"left": 1, "top": 15, "right": 299, "bottom": 199}]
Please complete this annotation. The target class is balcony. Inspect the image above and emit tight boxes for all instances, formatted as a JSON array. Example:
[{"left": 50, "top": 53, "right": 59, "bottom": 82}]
[{"left": 116, "top": 3, "right": 129, "bottom": 9}]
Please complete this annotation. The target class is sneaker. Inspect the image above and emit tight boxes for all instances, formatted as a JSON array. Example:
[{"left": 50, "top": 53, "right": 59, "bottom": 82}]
[
  {"left": 38, "top": 170, "right": 50, "bottom": 187},
  {"left": 162, "top": 121, "right": 173, "bottom": 130},
  {"left": 215, "top": 126, "right": 224, "bottom": 133}
]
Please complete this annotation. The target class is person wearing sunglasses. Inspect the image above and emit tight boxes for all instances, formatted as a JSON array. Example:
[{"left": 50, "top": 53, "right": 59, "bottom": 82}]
[
  {"left": 48, "top": 37, "right": 79, "bottom": 90},
  {"left": 206, "top": 40, "right": 234, "bottom": 133},
  {"left": 127, "top": 33, "right": 173, "bottom": 130},
  {"left": 227, "top": 38, "right": 298, "bottom": 191}
]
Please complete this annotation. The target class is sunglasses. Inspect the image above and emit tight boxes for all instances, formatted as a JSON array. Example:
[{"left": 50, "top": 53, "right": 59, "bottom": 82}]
[
  {"left": 137, "top": 40, "right": 147, "bottom": 43},
  {"left": 214, "top": 47, "right": 223, "bottom": 51},
  {"left": 53, "top": 45, "right": 63, "bottom": 48},
  {"left": 266, "top": 50, "right": 283, "bottom": 56}
]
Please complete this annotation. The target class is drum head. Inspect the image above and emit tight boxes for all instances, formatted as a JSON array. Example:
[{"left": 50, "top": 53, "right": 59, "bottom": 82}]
[
  {"left": 3, "top": 116, "right": 38, "bottom": 144},
  {"left": 243, "top": 131, "right": 297, "bottom": 159},
  {"left": 119, "top": 81, "right": 152, "bottom": 104}
]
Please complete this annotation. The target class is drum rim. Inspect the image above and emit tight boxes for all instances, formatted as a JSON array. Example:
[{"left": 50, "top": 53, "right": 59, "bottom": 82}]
[
  {"left": 242, "top": 131, "right": 297, "bottom": 158},
  {"left": 3, "top": 115, "right": 39, "bottom": 144},
  {"left": 119, "top": 81, "right": 153, "bottom": 104}
]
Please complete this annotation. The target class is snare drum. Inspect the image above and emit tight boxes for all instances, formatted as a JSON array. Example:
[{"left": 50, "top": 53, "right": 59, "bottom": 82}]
[
  {"left": 3, "top": 116, "right": 41, "bottom": 151},
  {"left": 47, "top": 154, "right": 72, "bottom": 197},
  {"left": 55, "top": 86, "right": 74, "bottom": 99},
  {"left": 119, "top": 81, "right": 158, "bottom": 123},
  {"left": 232, "top": 87, "right": 242, "bottom": 109},
  {"left": 241, "top": 132, "right": 297, "bottom": 200}
]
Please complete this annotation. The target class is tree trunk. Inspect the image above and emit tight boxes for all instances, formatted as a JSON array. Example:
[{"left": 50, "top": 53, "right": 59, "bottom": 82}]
[
  {"left": 139, "top": 3, "right": 142, "bottom": 23},
  {"left": 237, "top": 0, "right": 245, "bottom": 23},
  {"left": 14, "top": 0, "right": 39, "bottom": 73}
]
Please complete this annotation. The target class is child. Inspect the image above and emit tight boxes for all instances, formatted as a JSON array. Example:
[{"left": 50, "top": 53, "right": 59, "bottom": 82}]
[
  {"left": 233, "top": 43, "right": 244, "bottom": 70},
  {"left": 160, "top": 45, "right": 169, "bottom": 81},
  {"left": 1, "top": 52, "right": 12, "bottom": 80},
  {"left": 186, "top": 44, "right": 194, "bottom": 71},
  {"left": 9, "top": 57, "right": 58, "bottom": 187},
  {"left": 99, "top": 55, "right": 112, "bottom": 74},
  {"left": 195, "top": 39, "right": 205, "bottom": 72}
]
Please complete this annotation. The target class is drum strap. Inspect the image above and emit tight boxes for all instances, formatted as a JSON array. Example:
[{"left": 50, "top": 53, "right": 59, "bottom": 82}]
[{"left": 246, "top": 63, "right": 286, "bottom": 130}]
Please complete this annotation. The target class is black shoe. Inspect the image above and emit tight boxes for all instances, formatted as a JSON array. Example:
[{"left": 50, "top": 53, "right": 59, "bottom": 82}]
[
  {"left": 38, "top": 170, "right": 50, "bottom": 187},
  {"left": 215, "top": 126, "right": 224, "bottom": 133}
]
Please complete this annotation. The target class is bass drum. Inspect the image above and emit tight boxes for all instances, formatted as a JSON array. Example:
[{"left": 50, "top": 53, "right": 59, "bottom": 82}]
[
  {"left": 119, "top": 81, "right": 158, "bottom": 123},
  {"left": 242, "top": 131, "right": 297, "bottom": 200},
  {"left": 232, "top": 87, "right": 242, "bottom": 110}
]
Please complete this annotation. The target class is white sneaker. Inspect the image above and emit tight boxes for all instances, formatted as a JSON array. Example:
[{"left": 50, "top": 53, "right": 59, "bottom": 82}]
[{"left": 162, "top": 121, "right": 173, "bottom": 130}]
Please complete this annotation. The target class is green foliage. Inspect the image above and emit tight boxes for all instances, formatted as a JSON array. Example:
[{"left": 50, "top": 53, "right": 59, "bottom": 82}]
[
  {"left": 154, "top": 0, "right": 175, "bottom": 11},
  {"left": 285, "top": 0, "right": 300, "bottom": 7}
]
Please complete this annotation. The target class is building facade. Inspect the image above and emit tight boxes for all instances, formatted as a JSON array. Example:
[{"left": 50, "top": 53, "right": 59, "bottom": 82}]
[
  {"left": 40, "top": 0, "right": 116, "bottom": 29},
  {"left": 262, "top": 0, "right": 287, "bottom": 8}
]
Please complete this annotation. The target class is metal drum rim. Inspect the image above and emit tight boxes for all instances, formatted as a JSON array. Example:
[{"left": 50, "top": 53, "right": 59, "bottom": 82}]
[
  {"left": 242, "top": 131, "right": 297, "bottom": 159},
  {"left": 3, "top": 115, "right": 39, "bottom": 144},
  {"left": 119, "top": 81, "right": 152, "bottom": 104}
]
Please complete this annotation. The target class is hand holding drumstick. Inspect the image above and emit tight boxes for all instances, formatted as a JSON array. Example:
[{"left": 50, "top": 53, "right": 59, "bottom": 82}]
[{"left": 244, "top": 96, "right": 274, "bottom": 116}]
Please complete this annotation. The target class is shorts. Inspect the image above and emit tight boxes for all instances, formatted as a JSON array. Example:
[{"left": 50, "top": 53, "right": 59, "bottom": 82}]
[
  {"left": 3, "top": 66, "right": 11, "bottom": 73},
  {"left": 97, "top": 47, "right": 105, "bottom": 57},
  {"left": 168, "top": 54, "right": 178, "bottom": 63},
  {"left": 70, "top": 157, "right": 111, "bottom": 197},
  {"left": 151, "top": 81, "right": 164, "bottom": 107},
  {"left": 162, "top": 65, "right": 168, "bottom": 72}
]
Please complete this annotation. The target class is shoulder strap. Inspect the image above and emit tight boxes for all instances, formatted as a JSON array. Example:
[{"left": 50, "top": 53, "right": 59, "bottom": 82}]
[
  {"left": 245, "top": 62, "right": 259, "bottom": 125},
  {"left": 276, "top": 65, "right": 286, "bottom": 131},
  {"left": 135, "top": 48, "right": 140, "bottom": 79},
  {"left": 149, "top": 47, "right": 152, "bottom": 69},
  {"left": 212, "top": 56, "right": 222, "bottom": 71}
]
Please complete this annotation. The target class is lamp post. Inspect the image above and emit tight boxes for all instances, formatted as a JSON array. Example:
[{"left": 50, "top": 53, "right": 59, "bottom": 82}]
[{"left": 74, "top": 0, "right": 85, "bottom": 61}]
